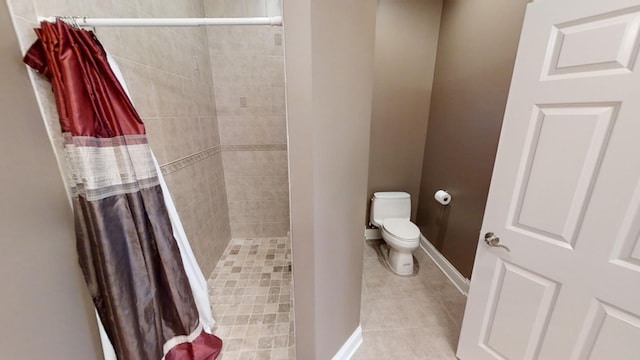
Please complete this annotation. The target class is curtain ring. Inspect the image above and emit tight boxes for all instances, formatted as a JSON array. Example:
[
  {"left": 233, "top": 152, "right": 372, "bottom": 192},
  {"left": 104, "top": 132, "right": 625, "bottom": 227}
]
[{"left": 62, "top": 16, "right": 80, "bottom": 29}]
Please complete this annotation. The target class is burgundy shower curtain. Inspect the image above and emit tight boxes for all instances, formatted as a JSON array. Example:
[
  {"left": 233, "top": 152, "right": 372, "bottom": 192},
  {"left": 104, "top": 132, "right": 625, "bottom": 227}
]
[{"left": 23, "top": 21, "right": 222, "bottom": 360}]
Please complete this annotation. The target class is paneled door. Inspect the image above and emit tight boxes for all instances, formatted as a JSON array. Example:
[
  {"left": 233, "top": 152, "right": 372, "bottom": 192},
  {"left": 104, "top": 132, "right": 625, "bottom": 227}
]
[{"left": 457, "top": 0, "right": 640, "bottom": 359}]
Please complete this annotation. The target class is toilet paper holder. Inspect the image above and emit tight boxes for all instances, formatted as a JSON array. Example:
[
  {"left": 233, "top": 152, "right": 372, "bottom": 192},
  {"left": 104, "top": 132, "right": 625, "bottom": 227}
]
[{"left": 434, "top": 190, "right": 451, "bottom": 205}]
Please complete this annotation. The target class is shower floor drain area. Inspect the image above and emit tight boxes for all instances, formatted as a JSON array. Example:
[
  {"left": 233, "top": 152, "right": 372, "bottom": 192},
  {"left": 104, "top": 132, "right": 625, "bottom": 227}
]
[{"left": 207, "top": 237, "right": 295, "bottom": 360}]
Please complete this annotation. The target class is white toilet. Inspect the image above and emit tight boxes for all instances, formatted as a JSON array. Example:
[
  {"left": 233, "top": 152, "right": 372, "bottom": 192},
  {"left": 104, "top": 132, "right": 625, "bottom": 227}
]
[{"left": 370, "top": 192, "right": 421, "bottom": 275}]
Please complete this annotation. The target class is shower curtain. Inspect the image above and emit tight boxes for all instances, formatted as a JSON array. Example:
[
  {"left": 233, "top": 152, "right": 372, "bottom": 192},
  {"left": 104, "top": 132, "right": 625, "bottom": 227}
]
[{"left": 23, "top": 20, "right": 222, "bottom": 360}]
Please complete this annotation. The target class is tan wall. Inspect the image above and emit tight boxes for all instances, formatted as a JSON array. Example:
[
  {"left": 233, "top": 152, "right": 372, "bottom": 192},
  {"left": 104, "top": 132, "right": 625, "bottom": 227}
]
[
  {"left": 416, "top": 0, "right": 529, "bottom": 278},
  {"left": 0, "top": 1, "right": 102, "bottom": 357},
  {"left": 8, "top": 0, "right": 230, "bottom": 275},
  {"left": 204, "top": 0, "right": 290, "bottom": 239},
  {"left": 367, "top": 0, "right": 442, "bottom": 221},
  {"left": 284, "top": 0, "right": 377, "bottom": 358}
]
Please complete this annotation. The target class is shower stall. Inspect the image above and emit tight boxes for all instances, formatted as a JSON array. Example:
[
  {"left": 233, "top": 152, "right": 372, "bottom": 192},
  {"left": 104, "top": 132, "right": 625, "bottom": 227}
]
[{"left": 7, "top": 0, "right": 292, "bottom": 357}]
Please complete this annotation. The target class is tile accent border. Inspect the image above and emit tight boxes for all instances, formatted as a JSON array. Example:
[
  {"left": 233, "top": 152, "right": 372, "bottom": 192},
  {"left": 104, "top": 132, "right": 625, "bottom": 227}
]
[
  {"left": 159, "top": 143, "right": 289, "bottom": 175},
  {"left": 221, "top": 144, "right": 287, "bottom": 152},
  {"left": 160, "top": 145, "right": 221, "bottom": 175}
]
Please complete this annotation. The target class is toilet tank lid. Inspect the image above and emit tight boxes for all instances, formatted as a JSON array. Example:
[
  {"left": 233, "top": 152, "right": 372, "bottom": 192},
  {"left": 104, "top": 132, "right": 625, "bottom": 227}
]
[{"left": 373, "top": 192, "right": 410, "bottom": 199}]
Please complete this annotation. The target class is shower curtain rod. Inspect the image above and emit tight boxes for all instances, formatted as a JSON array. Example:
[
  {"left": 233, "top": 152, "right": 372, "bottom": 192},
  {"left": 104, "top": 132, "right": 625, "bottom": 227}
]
[{"left": 37, "top": 16, "right": 283, "bottom": 27}]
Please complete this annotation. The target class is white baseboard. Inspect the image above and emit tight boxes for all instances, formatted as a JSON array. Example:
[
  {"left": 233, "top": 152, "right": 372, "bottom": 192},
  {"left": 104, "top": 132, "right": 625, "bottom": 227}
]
[
  {"left": 420, "top": 235, "right": 470, "bottom": 295},
  {"left": 331, "top": 325, "right": 363, "bottom": 360},
  {"left": 364, "top": 227, "right": 381, "bottom": 240}
]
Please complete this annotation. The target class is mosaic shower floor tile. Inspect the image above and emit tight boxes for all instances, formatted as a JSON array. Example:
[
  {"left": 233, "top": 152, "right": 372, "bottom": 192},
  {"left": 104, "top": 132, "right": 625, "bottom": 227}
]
[{"left": 209, "top": 237, "right": 295, "bottom": 360}]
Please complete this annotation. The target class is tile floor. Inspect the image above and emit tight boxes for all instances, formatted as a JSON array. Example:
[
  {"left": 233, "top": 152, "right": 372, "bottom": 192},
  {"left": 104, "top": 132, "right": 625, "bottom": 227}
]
[
  {"left": 208, "top": 237, "right": 466, "bottom": 360},
  {"left": 353, "top": 239, "right": 466, "bottom": 359},
  {"left": 208, "top": 237, "right": 295, "bottom": 360}
]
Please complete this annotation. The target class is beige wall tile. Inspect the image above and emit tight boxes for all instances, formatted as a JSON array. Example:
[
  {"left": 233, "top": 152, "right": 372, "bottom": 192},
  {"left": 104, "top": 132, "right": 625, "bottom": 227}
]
[
  {"left": 79, "top": 0, "right": 113, "bottom": 17},
  {"left": 221, "top": 151, "right": 240, "bottom": 175},
  {"left": 199, "top": 116, "right": 220, "bottom": 148},
  {"left": 224, "top": 176, "right": 244, "bottom": 201},
  {"left": 259, "top": 198, "right": 288, "bottom": 222},
  {"left": 118, "top": 60, "right": 158, "bottom": 117},
  {"left": 266, "top": 28, "right": 284, "bottom": 57},
  {"left": 264, "top": 115, "right": 286, "bottom": 144},
  {"left": 244, "top": 0, "right": 266, "bottom": 16},
  {"left": 227, "top": 200, "right": 245, "bottom": 223},
  {"left": 179, "top": 197, "right": 201, "bottom": 242},
  {"left": 194, "top": 196, "right": 214, "bottom": 236},
  {"left": 270, "top": 86, "right": 286, "bottom": 116},
  {"left": 205, "top": 28, "right": 225, "bottom": 56},
  {"left": 265, "top": 0, "right": 282, "bottom": 17},
  {"left": 94, "top": 28, "right": 121, "bottom": 57},
  {"left": 151, "top": 70, "right": 183, "bottom": 117},
  {"left": 230, "top": 222, "right": 262, "bottom": 238},
  {"left": 222, "top": 150, "right": 289, "bottom": 237},
  {"left": 191, "top": 223, "right": 212, "bottom": 276},
  {"left": 32, "top": 0, "right": 84, "bottom": 18},
  {"left": 116, "top": 27, "right": 151, "bottom": 65},
  {"left": 207, "top": 154, "right": 227, "bottom": 188},
  {"left": 164, "top": 117, "right": 200, "bottom": 162},
  {"left": 168, "top": 165, "right": 199, "bottom": 211},
  {"left": 179, "top": 77, "right": 198, "bottom": 117},
  {"left": 109, "top": 1, "right": 136, "bottom": 17},
  {"left": 186, "top": 116, "right": 206, "bottom": 154},
  {"left": 230, "top": 200, "right": 261, "bottom": 224},
  {"left": 248, "top": 84, "right": 272, "bottom": 115},
  {"left": 204, "top": 0, "right": 288, "bottom": 239},
  {"left": 220, "top": 0, "right": 246, "bottom": 17},
  {"left": 142, "top": 117, "right": 167, "bottom": 165},
  {"left": 262, "top": 222, "right": 289, "bottom": 237}
]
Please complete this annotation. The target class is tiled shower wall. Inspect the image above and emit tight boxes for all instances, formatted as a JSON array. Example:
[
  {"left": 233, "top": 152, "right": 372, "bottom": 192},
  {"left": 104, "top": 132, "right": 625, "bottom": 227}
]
[
  {"left": 204, "top": 0, "right": 290, "bottom": 238},
  {"left": 8, "top": 0, "right": 231, "bottom": 275}
]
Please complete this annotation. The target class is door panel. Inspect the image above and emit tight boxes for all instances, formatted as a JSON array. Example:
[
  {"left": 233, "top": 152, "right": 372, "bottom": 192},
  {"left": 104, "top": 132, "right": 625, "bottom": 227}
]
[
  {"left": 457, "top": 1, "right": 640, "bottom": 359},
  {"left": 572, "top": 300, "right": 640, "bottom": 359},
  {"left": 543, "top": 7, "right": 640, "bottom": 79},
  {"left": 513, "top": 104, "right": 617, "bottom": 248},
  {"left": 480, "top": 261, "right": 558, "bottom": 360},
  {"left": 612, "top": 181, "right": 640, "bottom": 270}
]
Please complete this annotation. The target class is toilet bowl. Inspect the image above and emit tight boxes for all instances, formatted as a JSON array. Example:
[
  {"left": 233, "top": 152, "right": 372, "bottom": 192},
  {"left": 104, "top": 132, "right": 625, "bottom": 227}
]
[
  {"left": 381, "top": 218, "right": 420, "bottom": 275},
  {"left": 370, "top": 192, "right": 421, "bottom": 275}
]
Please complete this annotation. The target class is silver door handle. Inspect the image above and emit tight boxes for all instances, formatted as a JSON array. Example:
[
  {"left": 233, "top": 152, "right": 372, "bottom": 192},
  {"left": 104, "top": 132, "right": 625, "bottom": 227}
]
[{"left": 484, "top": 232, "right": 511, "bottom": 252}]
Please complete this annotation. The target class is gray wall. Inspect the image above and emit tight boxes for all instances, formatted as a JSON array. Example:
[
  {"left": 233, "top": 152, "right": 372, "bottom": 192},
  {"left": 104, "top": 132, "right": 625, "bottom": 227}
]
[
  {"left": 416, "top": 0, "right": 529, "bottom": 278},
  {"left": 0, "top": 1, "right": 103, "bottom": 357},
  {"left": 368, "top": 0, "right": 442, "bottom": 221},
  {"left": 284, "top": 0, "right": 376, "bottom": 358}
]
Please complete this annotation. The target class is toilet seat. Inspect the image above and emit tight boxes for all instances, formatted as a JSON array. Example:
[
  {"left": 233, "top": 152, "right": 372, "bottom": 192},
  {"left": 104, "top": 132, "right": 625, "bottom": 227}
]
[{"left": 382, "top": 218, "right": 420, "bottom": 241}]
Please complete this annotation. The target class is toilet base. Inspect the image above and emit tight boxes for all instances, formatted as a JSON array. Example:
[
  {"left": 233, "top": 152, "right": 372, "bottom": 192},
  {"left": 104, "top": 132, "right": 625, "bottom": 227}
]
[{"left": 388, "top": 247, "right": 414, "bottom": 276}]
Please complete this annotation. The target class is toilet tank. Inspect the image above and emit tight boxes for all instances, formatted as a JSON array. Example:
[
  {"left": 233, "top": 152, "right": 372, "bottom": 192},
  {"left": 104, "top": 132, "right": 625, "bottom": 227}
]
[{"left": 370, "top": 192, "right": 411, "bottom": 227}]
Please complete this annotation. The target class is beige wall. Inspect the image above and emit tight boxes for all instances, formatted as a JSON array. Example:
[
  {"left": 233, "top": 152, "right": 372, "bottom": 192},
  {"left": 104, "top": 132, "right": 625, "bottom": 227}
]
[
  {"left": 284, "top": 0, "right": 377, "bottom": 358},
  {"left": 367, "top": 0, "right": 442, "bottom": 221},
  {"left": 416, "top": 0, "right": 529, "bottom": 278},
  {"left": 8, "top": 0, "right": 231, "bottom": 275},
  {"left": 0, "top": 1, "right": 102, "bottom": 357},
  {"left": 204, "top": 0, "right": 289, "bottom": 239}
]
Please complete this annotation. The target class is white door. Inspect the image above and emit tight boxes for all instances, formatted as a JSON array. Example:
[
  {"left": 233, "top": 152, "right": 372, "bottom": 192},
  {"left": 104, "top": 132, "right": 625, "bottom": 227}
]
[{"left": 458, "top": 0, "right": 640, "bottom": 359}]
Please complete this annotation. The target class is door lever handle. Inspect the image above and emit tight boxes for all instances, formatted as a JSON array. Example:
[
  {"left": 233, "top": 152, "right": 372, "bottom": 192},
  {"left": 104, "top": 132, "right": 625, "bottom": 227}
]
[{"left": 484, "top": 232, "right": 511, "bottom": 252}]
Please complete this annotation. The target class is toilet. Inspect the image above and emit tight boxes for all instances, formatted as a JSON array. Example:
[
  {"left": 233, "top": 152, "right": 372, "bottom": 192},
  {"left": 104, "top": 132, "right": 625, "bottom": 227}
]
[{"left": 370, "top": 192, "right": 421, "bottom": 275}]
